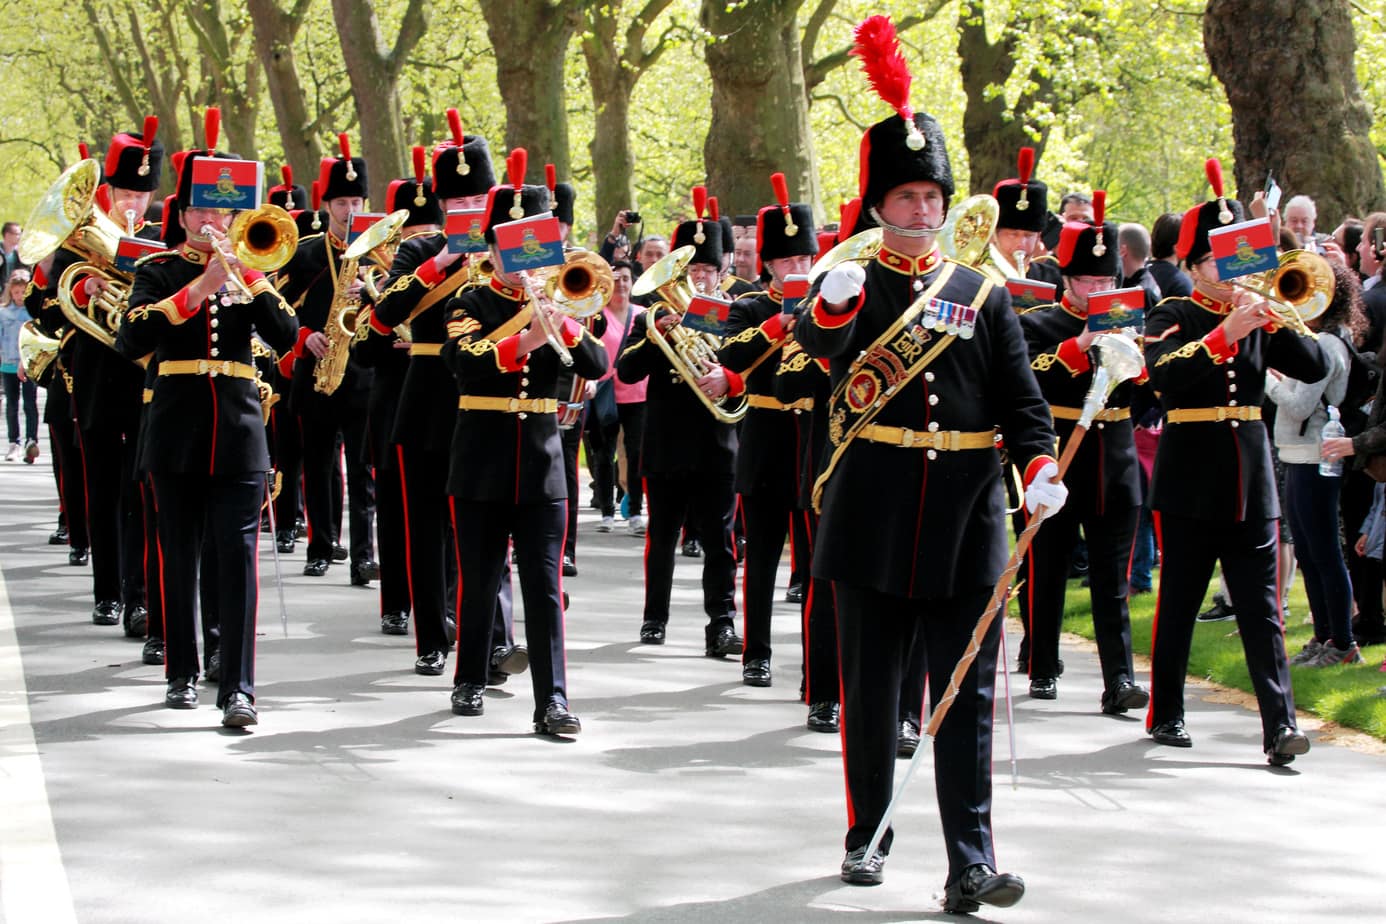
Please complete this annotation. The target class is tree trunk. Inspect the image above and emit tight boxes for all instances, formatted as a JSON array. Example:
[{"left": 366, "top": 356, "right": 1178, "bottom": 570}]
[
  {"left": 956, "top": 2, "right": 1049, "bottom": 195},
  {"left": 477, "top": 0, "right": 580, "bottom": 182},
  {"left": 247, "top": 0, "right": 322, "bottom": 181},
  {"left": 330, "top": 0, "right": 429, "bottom": 204},
  {"left": 185, "top": 1, "right": 258, "bottom": 160},
  {"left": 701, "top": 0, "right": 820, "bottom": 219},
  {"left": 1204, "top": 0, "right": 1384, "bottom": 228}
]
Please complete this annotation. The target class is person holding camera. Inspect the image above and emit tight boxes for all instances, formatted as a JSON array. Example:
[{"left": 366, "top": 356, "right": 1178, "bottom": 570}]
[{"left": 601, "top": 208, "right": 641, "bottom": 267}]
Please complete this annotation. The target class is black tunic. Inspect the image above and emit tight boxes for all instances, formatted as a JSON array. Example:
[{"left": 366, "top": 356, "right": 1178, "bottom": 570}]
[{"left": 718, "top": 289, "right": 800, "bottom": 498}]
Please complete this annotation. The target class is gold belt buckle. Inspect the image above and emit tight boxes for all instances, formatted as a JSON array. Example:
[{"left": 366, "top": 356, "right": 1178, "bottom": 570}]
[
  {"left": 1215, "top": 406, "right": 1229, "bottom": 421},
  {"left": 195, "top": 359, "right": 212, "bottom": 376},
  {"left": 945, "top": 430, "right": 961, "bottom": 451},
  {"left": 507, "top": 397, "right": 520, "bottom": 412},
  {"left": 899, "top": 428, "right": 915, "bottom": 448}
]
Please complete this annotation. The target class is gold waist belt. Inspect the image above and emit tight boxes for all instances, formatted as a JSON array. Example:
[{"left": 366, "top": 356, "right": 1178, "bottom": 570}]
[
  {"left": 158, "top": 359, "right": 256, "bottom": 381},
  {"left": 747, "top": 394, "right": 814, "bottom": 412},
  {"left": 1050, "top": 405, "right": 1131, "bottom": 422},
  {"left": 457, "top": 396, "right": 559, "bottom": 414},
  {"left": 1165, "top": 406, "right": 1261, "bottom": 424},
  {"left": 142, "top": 388, "right": 153, "bottom": 405},
  {"left": 859, "top": 425, "right": 995, "bottom": 451},
  {"left": 409, "top": 343, "right": 443, "bottom": 356}
]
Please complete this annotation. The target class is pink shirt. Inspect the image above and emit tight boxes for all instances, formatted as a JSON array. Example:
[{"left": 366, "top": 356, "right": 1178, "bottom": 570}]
[{"left": 600, "top": 304, "right": 646, "bottom": 404}]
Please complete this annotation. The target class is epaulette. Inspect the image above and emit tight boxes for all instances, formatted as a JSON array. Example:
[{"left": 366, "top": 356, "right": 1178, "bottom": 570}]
[{"left": 134, "top": 250, "right": 180, "bottom": 269}]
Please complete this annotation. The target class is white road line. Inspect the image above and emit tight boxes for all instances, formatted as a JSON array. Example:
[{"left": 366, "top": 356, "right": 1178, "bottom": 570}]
[{"left": 0, "top": 566, "right": 78, "bottom": 924}]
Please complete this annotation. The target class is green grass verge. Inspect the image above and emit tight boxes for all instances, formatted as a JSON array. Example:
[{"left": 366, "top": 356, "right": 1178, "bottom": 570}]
[{"left": 1033, "top": 567, "right": 1386, "bottom": 741}]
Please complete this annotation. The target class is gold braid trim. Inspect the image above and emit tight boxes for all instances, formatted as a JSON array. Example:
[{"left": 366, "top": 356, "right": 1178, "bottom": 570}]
[{"left": 1153, "top": 339, "right": 1213, "bottom": 367}]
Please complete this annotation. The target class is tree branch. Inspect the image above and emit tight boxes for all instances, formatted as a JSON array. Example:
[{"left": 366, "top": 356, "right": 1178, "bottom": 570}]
[
  {"left": 803, "top": 6, "right": 944, "bottom": 92},
  {"left": 388, "top": 0, "right": 430, "bottom": 75}
]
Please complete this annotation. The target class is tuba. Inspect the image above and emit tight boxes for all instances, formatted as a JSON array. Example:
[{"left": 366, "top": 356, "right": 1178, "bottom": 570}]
[
  {"left": 18, "top": 321, "right": 60, "bottom": 383},
  {"left": 20, "top": 160, "right": 135, "bottom": 357},
  {"left": 315, "top": 209, "right": 409, "bottom": 394},
  {"left": 630, "top": 245, "right": 748, "bottom": 424},
  {"left": 1230, "top": 249, "right": 1334, "bottom": 339}
]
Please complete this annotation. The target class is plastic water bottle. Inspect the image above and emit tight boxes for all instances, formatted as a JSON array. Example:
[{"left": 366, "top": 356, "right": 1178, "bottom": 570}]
[{"left": 1319, "top": 406, "right": 1345, "bottom": 477}]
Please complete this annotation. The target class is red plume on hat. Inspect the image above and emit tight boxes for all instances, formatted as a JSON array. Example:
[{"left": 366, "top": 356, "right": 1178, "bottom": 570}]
[
  {"left": 138, "top": 115, "right": 158, "bottom": 176},
  {"left": 204, "top": 107, "right": 220, "bottom": 153},
  {"left": 412, "top": 145, "right": 427, "bottom": 206},
  {"left": 281, "top": 164, "right": 294, "bottom": 187},
  {"left": 545, "top": 163, "right": 557, "bottom": 209},
  {"left": 1016, "top": 147, "right": 1035, "bottom": 211},
  {"left": 506, "top": 148, "right": 528, "bottom": 219},
  {"left": 1091, "top": 189, "right": 1108, "bottom": 257},
  {"left": 339, "top": 133, "right": 358, "bottom": 182},
  {"left": 692, "top": 185, "right": 708, "bottom": 244},
  {"left": 78, "top": 142, "right": 90, "bottom": 162},
  {"left": 770, "top": 172, "right": 798, "bottom": 237},
  {"left": 1206, "top": 157, "right": 1233, "bottom": 224},
  {"left": 708, "top": 197, "right": 720, "bottom": 221},
  {"left": 310, "top": 179, "right": 322, "bottom": 230},
  {"left": 851, "top": 15, "right": 924, "bottom": 151},
  {"left": 446, "top": 108, "right": 469, "bottom": 175}
]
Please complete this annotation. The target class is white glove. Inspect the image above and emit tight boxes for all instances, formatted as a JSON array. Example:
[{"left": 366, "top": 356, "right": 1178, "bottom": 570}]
[
  {"left": 820, "top": 262, "right": 866, "bottom": 306},
  {"left": 1024, "top": 461, "right": 1068, "bottom": 520}
]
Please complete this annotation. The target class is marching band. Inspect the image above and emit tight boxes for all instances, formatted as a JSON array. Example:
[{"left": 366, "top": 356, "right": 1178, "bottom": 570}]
[{"left": 12, "top": 13, "right": 1362, "bottom": 914}]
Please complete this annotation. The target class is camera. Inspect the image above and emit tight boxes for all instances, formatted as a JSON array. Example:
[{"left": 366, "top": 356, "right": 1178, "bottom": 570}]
[
  {"left": 1374, "top": 226, "right": 1385, "bottom": 260},
  {"left": 624, "top": 210, "right": 642, "bottom": 225}
]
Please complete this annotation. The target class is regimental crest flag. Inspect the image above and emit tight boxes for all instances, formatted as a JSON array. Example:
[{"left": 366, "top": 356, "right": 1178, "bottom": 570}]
[
  {"left": 1209, "top": 217, "right": 1277, "bottom": 280},
  {"left": 114, "top": 236, "right": 166, "bottom": 273},
  {"left": 1086, "top": 286, "right": 1146, "bottom": 332},
  {"left": 345, "top": 212, "right": 385, "bottom": 247},
  {"left": 445, "top": 209, "right": 487, "bottom": 254},
  {"left": 492, "top": 214, "right": 563, "bottom": 275},
  {"left": 1005, "top": 277, "right": 1057, "bottom": 310},
  {"left": 188, "top": 157, "right": 263, "bottom": 211},
  {"left": 780, "top": 274, "right": 809, "bottom": 315},
  {"left": 683, "top": 294, "right": 733, "bottom": 335}
]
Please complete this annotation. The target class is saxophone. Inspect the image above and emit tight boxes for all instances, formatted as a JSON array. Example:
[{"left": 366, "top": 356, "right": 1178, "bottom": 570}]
[{"left": 312, "top": 247, "right": 361, "bottom": 395}]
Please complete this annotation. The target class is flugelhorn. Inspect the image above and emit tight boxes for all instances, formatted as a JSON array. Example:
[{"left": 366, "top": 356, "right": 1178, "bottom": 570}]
[{"left": 1229, "top": 249, "right": 1333, "bottom": 339}]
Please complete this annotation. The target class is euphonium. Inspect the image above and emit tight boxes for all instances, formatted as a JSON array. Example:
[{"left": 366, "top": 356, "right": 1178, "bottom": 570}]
[
  {"left": 314, "top": 209, "right": 409, "bottom": 394},
  {"left": 629, "top": 244, "right": 748, "bottom": 424},
  {"left": 18, "top": 321, "right": 60, "bottom": 383},
  {"left": 937, "top": 194, "right": 1001, "bottom": 271},
  {"left": 1230, "top": 249, "right": 1334, "bottom": 339}
]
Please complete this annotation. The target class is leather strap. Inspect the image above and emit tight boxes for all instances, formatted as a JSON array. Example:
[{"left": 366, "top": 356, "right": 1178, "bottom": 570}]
[
  {"left": 1165, "top": 405, "right": 1261, "bottom": 423},
  {"left": 747, "top": 394, "right": 814, "bottom": 412},
  {"left": 405, "top": 265, "right": 470, "bottom": 325},
  {"left": 1049, "top": 405, "right": 1131, "bottom": 422},
  {"left": 158, "top": 359, "right": 256, "bottom": 380},
  {"left": 456, "top": 396, "right": 558, "bottom": 413},
  {"left": 858, "top": 425, "right": 995, "bottom": 450}
]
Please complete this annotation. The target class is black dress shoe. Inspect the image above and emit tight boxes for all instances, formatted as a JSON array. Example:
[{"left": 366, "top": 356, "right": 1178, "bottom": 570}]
[
  {"left": 1029, "top": 676, "right": 1058, "bottom": 700},
  {"left": 92, "top": 600, "right": 121, "bottom": 626},
  {"left": 1267, "top": 725, "right": 1310, "bottom": 766},
  {"left": 206, "top": 648, "right": 222, "bottom": 683},
  {"left": 1101, "top": 680, "right": 1150, "bottom": 715},
  {"left": 784, "top": 583, "right": 804, "bottom": 604},
  {"left": 535, "top": 699, "right": 582, "bottom": 736},
  {"left": 294, "top": 518, "right": 307, "bottom": 538},
  {"left": 165, "top": 676, "right": 198, "bottom": 709},
  {"left": 897, "top": 718, "right": 921, "bottom": 758},
  {"left": 349, "top": 562, "right": 375, "bottom": 586},
  {"left": 303, "top": 558, "right": 330, "bottom": 577},
  {"left": 1149, "top": 718, "right": 1193, "bottom": 747},
  {"left": 275, "top": 531, "right": 296, "bottom": 554},
  {"left": 681, "top": 538, "right": 702, "bottom": 558},
  {"left": 69, "top": 546, "right": 89, "bottom": 566},
  {"left": 450, "top": 682, "right": 485, "bottom": 715},
  {"left": 944, "top": 863, "right": 1025, "bottom": 913},
  {"left": 562, "top": 555, "right": 578, "bottom": 577},
  {"left": 49, "top": 525, "right": 68, "bottom": 545},
  {"left": 221, "top": 693, "right": 258, "bottom": 728},
  {"left": 840, "top": 846, "right": 885, "bottom": 885},
  {"left": 487, "top": 668, "right": 509, "bottom": 686},
  {"left": 639, "top": 622, "right": 666, "bottom": 644},
  {"left": 806, "top": 701, "right": 840, "bottom": 733},
  {"left": 742, "top": 658, "right": 772, "bottom": 687},
  {"left": 124, "top": 604, "right": 148, "bottom": 639},
  {"left": 704, "top": 625, "right": 743, "bottom": 658},
  {"left": 141, "top": 637, "right": 165, "bottom": 666},
  {"left": 492, "top": 644, "right": 529, "bottom": 676},
  {"left": 415, "top": 650, "right": 447, "bottom": 676},
  {"left": 331, "top": 544, "right": 349, "bottom": 562},
  {"left": 444, "top": 616, "right": 458, "bottom": 646},
  {"left": 380, "top": 611, "right": 409, "bottom": 635}
]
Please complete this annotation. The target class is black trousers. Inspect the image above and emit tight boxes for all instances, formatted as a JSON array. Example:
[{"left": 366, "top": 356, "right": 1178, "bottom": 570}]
[
  {"left": 562, "top": 419, "right": 583, "bottom": 561},
  {"left": 399, "top": 445, "right": 456, "bottom": 656},
  {"left": 1023, "top": 501, "right": 1139, "bottom": 691},
  {"left": 740, "top": 491, "right": 794, "bottom": 663},
  {"left": 835, "top": 582, "right": 998, "bottom": 882},
  {"left": 1342, "top": 468, "right": 1384, "bottom": 637},
  {"left": 789, "top": 502, "right": 811, "bottom": 591},
  {"left": 80, "top": 425, "right": 144, "bottom": 608},
  {"left": 299, "top": 405, "right": 374, "bottom": 564},
  {"left": 1149, "top": 512, "right": 1296, "bottom": 750},
  {"left": 798, "top": 510, "right": 840, "bottom": 705},
  {"left": 139, "top": 477, "right": 164, "bottom": 641},
  {"left": 375, "top": 450, "right": 409, "bottom": 616},
  {"left": 151, "top": 472, "right": 263, "bottom": 708},
  {"left": 271, "top": 405, "right": 302, "bottom": 533},
  {"left": 587, "top": 402, "right": 646, "bottom": 518},
  {"left": 642, "top": 472, "right": 737, "bottom": 633},
  {"left": 452, "top": 498, "right": 566, "bottom": 719},
  {"left": 49, "top": 416, "right": 88, "bottom": 549},
  {"left": 198, "top": 528, "right": 222, "bottom": 668}
]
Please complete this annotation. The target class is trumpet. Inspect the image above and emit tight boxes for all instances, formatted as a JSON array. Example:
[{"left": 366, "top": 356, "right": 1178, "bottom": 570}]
[{"left": 1229, "top": 249, "right": 1334, "bottom": 339}]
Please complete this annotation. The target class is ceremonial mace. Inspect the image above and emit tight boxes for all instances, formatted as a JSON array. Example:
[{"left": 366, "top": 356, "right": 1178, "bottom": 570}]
[{"left": 857, "top": 331, "right": 1144, "bottom": 871}]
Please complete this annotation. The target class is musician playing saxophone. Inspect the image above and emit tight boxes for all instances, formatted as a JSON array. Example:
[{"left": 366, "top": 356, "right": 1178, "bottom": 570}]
[{"left": 275, "top": 133, "right": 377, "bottom": 584}]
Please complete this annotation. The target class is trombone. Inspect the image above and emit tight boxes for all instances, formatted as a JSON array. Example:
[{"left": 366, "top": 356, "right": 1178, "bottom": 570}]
[
  {"left": 1229, "top": 249, "right": 1334, "bottom": 340},
  {"left": 517, "top": 250, "right": 616, "bottom": 368},
  {"left": 203, "top": 203, "right": 299, "bottom": 301}
]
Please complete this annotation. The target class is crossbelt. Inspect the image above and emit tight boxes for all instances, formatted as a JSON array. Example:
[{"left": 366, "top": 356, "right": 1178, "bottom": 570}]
[
  {"left": 158, "top": 359, "right": 256, "bottom": 380},
  {"left": 747, "top": 394, "right": 814, "bottom": 412},
  {"left": 858, "top": 424, "right": 995, "bottom": 450},
  {"left": 1165, "top": 406, "right": 1261, "bottom": 424},
  {"left": 457, "top": 396, "right": 559, "bottom": 414},
  {"left": 1049, "top": 406, "right": 1131, "bottom": 422}
]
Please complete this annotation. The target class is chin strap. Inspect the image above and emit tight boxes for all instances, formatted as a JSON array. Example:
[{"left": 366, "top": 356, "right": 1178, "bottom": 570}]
[{"left": 868, "top": 205, "right": 944, "bottom": 239}]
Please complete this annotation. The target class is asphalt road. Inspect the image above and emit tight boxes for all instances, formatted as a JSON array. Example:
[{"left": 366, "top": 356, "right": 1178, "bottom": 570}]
[{"left": 1, "top": 448, "right": 1381, "bottom": 924}]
